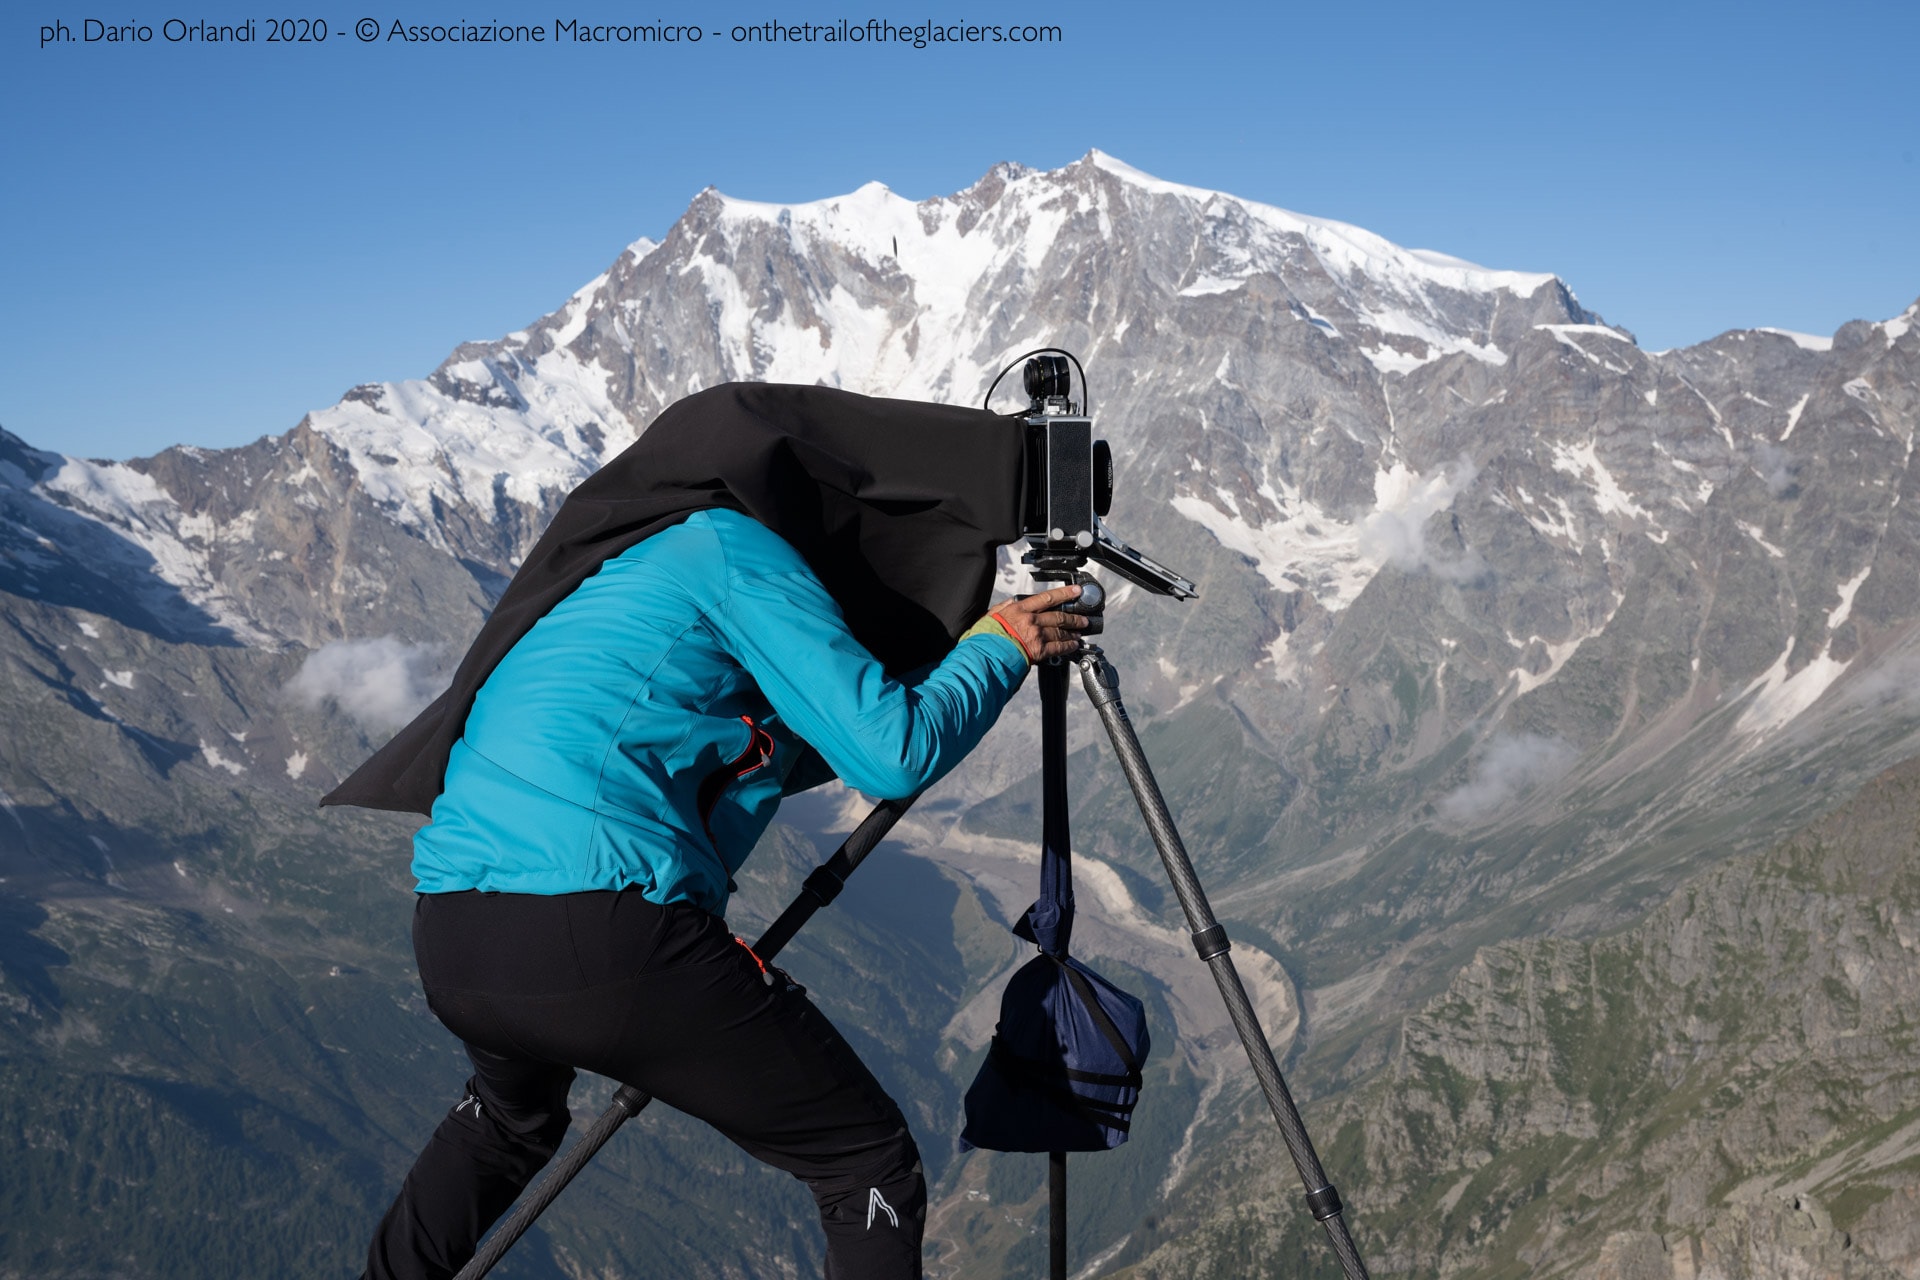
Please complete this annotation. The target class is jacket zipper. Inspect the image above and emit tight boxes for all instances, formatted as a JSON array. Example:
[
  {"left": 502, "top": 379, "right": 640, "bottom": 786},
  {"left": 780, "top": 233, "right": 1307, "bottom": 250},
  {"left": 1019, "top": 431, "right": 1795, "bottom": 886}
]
[{"left": 696, "top": 714, "right": 775, "bottom": 847}]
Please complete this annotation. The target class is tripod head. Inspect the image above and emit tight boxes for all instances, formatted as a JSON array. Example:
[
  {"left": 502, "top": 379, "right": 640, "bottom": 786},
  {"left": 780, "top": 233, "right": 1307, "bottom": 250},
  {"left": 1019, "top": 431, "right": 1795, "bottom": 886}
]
[{"left": 987, "top": 350, "right": 1198, "bottom": 601}]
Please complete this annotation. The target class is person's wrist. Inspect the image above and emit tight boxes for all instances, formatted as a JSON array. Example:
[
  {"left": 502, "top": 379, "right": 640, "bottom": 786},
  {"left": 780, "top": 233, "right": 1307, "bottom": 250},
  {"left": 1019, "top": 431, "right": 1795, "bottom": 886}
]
[{"left": 964, "top": 611, "right": 1036, "bottom": 663}]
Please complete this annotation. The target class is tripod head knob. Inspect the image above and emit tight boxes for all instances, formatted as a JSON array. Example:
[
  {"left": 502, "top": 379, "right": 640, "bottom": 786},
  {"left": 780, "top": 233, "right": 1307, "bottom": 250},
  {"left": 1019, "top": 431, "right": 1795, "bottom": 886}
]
[
  {"left": 1027, "top": 571, "right": 1104, "bottom": 637},
  {"left": 1064, "top": 579, "right": 1105, "bottom": 617}
]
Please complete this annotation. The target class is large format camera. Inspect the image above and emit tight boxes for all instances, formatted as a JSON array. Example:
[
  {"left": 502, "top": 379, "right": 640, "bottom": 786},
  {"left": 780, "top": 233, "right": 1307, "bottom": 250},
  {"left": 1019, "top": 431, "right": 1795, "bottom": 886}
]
[{"left": 1014, "top": 352, "right": 1196, "bottom": 599}]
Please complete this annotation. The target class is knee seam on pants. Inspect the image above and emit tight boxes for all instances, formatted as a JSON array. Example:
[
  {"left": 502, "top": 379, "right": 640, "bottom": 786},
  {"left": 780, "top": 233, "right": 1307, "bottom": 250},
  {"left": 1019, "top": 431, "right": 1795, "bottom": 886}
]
[{"left": 800, "top": 1136, "right": 921, "bottom": 1201}]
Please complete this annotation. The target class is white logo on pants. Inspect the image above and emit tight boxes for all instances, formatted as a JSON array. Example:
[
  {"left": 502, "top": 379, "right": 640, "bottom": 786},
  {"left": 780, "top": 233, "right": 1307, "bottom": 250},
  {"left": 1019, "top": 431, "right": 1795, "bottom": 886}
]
[{"left": 866, "top": 1187, "right": 899, "bottom": 1230}]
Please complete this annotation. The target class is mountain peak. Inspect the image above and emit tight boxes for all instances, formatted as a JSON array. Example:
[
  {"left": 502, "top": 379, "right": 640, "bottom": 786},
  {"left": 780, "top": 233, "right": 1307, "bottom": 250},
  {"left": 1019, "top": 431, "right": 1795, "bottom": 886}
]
[
  {"left": 265, "top": 152, "right": 1601, "bottom": 554},
  {"left": 705, "top": 176, "right": 910, "bottom": 227},
  {"left": 1067, "top": 150, "right": 1563, "bottom": 301}
]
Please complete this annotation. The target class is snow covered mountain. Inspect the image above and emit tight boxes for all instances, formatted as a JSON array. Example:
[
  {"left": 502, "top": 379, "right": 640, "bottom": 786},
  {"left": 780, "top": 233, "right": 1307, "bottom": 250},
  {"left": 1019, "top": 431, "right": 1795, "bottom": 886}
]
[
  {"left": 3, "top": 152, "right": 1598, "bottom": 630},
  {"left": 11, "top": 150, "right": 1919, "bottom": 906},
  {"left": 3, "top": 150, "right": 1919, "bottom": 1278}
]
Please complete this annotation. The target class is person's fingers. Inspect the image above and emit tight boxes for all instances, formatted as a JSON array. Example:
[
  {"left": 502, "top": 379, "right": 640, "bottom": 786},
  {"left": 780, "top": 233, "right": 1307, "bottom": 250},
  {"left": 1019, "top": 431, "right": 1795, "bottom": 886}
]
[
  {"left": 1007, "top": 584, "right": 1082, "bottom": 615},
  {"left": 1039, "top": 616, "right": 1086, "bottom": 650},
  {"left": 987, "top": 586, "right": 1094, "bottom": 664}
]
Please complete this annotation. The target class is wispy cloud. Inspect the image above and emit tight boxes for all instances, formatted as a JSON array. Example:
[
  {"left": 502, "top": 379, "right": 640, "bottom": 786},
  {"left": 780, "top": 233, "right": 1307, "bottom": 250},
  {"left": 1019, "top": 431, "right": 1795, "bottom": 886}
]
[
  {"left": 1840, "top": 655, "right": 1920, "bottom": 713},
  {"left": 1363, "top": 457, "right": 1487, "bottom": 582},
  {"left": 287, "top": 637, "right": 445, "bottom": 732},
  {"left": 1437, "top": 732, "right": 1578, "bottom": 825},
  {"left": 1752, "top": 441, "right": 1797, "bottom": 497}
]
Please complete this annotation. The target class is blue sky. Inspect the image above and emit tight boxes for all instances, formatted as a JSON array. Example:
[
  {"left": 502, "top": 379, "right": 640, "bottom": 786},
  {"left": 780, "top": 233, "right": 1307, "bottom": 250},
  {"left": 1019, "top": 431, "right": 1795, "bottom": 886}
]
[{"left": 3, "top": 0, "right": 1915, "bottom": 460}]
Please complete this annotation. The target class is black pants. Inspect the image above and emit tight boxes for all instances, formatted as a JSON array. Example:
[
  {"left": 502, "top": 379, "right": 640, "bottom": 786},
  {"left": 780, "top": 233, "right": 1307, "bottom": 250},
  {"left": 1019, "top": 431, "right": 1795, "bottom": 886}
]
[{"left": 364, "top": 890, "right": 925, "bottom": 1280}]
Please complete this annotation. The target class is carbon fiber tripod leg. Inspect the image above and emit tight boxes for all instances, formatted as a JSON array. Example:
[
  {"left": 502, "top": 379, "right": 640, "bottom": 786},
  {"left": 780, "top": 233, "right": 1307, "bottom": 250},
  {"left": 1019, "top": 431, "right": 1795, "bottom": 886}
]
[
  {"left": 1075, "top": 648, "right": 1371, "bottom": 1280},
  {"left": 449, "top": 795, "right": 916, "bottom": 1280}
]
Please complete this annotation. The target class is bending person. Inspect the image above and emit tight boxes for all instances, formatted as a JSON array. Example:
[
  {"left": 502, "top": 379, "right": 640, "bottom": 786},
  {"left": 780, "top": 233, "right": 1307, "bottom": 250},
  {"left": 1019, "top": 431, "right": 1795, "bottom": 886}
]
[{"left": 350, "top": 393, "right": 1087, "bottom": 1279}]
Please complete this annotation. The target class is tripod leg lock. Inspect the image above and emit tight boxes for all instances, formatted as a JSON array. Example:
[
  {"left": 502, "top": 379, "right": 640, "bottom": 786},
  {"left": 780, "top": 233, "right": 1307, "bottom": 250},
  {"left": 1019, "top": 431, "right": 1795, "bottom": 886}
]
[
  {"left": 1190, "top": 923, "right": 1231, "bottom": 961},
  {"left": 1304, "top": 1184, "right": 1344, "bottom": 1222},
  {"left": 801, "top": 864, "right": 848, "bottom": 908}
]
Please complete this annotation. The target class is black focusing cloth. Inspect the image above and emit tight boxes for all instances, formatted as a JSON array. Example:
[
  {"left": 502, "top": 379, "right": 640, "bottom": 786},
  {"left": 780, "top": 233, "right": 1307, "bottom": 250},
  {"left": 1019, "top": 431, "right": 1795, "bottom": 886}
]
[{"left": 323, "top": 382, "right": 1028, "bottom": 816}]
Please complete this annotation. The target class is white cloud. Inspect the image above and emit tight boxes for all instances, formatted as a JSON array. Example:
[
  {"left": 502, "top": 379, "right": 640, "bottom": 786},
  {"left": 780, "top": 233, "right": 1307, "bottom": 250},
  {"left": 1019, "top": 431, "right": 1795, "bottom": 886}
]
[
  {"left": 1437, "top": 732, "right": 1577, "bottom": 825},
  {"left": 1362, "top": 457, "right": 1487, "bottom": 582},
  {"left": 1840, "top": 655, "right": 1920, "bottom": 713},
  {"left": 287, "top": 637, "right": 445, "bottom": 732},
  {"left": 1752, "top": 441, "right": 1796, "bottom": 497}
]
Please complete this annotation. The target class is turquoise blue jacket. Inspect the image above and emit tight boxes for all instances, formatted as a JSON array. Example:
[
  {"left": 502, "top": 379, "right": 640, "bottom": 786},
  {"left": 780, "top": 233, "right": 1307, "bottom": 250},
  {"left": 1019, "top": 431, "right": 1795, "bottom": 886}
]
[{"left": 411, "top": 509, "right": 1029, "bottom": 913}]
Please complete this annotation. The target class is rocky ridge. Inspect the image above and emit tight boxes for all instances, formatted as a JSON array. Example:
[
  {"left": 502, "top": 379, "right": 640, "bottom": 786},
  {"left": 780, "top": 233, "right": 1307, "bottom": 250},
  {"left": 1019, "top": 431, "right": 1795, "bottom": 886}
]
[{"left": 1111, "top": 754, "right": 1920, "bottom": 1279}]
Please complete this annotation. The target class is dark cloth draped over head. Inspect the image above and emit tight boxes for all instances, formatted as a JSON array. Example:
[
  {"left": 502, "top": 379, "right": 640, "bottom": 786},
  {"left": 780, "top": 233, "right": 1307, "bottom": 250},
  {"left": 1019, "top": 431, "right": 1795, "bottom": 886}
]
[{"left": 323, "top": 382, "right": 1028, "bottom": 815}]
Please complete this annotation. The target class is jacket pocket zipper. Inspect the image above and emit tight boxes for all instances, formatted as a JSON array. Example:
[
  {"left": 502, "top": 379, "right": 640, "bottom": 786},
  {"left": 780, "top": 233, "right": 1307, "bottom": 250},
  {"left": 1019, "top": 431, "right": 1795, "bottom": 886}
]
[{"left": 696, "top": 715, "right": 775, "bottom": 846}]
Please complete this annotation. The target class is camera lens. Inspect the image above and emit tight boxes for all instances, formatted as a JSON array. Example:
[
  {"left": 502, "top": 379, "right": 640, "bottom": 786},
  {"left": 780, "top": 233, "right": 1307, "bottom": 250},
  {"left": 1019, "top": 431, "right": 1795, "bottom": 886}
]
[{"left": 1024, "top": 354, "right": 1071, "bottom": 402}]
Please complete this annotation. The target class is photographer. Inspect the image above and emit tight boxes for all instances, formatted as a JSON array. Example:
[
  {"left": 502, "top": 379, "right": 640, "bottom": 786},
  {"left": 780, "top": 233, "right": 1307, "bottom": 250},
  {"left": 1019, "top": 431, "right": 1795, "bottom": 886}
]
[{"left": 329, "top": 383, "right": 1087, "bottom": 1280}]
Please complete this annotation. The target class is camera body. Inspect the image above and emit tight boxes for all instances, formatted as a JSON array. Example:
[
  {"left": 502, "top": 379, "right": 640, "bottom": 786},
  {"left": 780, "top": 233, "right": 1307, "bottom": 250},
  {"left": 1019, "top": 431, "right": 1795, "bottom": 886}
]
[
  {"left": 1023, "top": 414, "right": 1111, "bottom": 551},
  {"left": 1017, "top": 354, "right": 1195, "bottom": 599}
]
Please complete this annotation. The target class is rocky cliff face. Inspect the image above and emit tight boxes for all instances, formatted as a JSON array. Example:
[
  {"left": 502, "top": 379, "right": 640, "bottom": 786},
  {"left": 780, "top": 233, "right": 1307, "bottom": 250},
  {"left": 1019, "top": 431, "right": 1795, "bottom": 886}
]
[
  {"left": 1111, "top": 754, "right": 1920, "bottom": 1279},
  {"left": 1, "top": 151, "right": 1917, "bottom": 1277}
]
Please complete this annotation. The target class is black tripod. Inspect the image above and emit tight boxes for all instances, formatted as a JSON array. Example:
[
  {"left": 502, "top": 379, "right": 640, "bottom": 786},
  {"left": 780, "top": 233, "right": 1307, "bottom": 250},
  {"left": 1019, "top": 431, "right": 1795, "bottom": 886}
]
[
  {"left": 1043, "top": 638, "right": 1369, "bottom": 1280},
  {"left": 452, "top": 635, "right": 1368, "bottom": 1280},
  {"left": 1010, "top": 556, "right": 1365, "bottom": 1278}
]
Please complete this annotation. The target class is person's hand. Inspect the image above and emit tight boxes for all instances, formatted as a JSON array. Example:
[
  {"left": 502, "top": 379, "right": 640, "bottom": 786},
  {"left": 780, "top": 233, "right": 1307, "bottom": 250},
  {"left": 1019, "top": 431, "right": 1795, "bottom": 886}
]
[{"left": 990, "top": 585, "right": 1091, "bottom": 664}]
